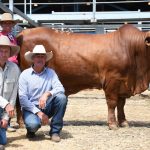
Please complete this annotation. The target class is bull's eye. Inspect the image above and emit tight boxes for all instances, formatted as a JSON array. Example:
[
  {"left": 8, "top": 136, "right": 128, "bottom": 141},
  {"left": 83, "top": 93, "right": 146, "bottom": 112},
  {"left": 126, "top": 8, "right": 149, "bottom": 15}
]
[{"left": 145, "top": 37, "right": 150, "bottom": 46}]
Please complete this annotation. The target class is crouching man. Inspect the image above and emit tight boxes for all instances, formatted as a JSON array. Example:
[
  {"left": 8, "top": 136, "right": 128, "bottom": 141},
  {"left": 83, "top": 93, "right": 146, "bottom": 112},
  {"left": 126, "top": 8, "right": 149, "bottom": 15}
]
[
  {"left": 0, "top": 35, "right": 20, "bottom": 149},
  {"left": 19, "top": 45, "right": 67, "bottom": 142}
]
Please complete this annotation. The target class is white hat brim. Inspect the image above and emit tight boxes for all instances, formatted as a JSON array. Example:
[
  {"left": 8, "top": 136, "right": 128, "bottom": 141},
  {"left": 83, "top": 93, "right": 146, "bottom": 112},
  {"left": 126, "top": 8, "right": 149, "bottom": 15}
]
[{"left": 25, "top": 51, "right": 53, "bottom": 62}]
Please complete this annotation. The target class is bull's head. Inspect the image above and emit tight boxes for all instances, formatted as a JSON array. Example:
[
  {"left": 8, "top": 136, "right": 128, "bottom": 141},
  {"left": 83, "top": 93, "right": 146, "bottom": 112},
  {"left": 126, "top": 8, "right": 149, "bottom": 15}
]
[{"left": 145, "top": 32, "right": 150, "bottom": 46}]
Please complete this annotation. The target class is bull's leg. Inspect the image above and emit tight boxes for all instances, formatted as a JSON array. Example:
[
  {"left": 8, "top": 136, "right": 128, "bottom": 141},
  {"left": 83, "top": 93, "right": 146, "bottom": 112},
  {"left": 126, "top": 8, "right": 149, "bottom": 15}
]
[
  {"left": 16, "top": 95, "right": 24, "bottom": 128},
  {"left": 117, "top": 97, "right": 129, "bottom": 127},
  {"left": 104, "top": 79, "right": 121, "bottom": 130},
  {"left": 106, "top": 97, "right": 118, "bottom": 130}
]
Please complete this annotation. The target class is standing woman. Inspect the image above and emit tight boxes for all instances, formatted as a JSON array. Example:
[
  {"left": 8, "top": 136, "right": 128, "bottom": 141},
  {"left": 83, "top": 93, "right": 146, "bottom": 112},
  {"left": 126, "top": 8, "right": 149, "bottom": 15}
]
[{"left": 0, "top": 13, "right": 19, "bottom": 64}]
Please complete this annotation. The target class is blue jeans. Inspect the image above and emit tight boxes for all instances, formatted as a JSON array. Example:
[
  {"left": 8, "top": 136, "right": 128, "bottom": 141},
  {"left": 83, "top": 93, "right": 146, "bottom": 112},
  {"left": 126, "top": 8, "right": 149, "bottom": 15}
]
[
  {"left": 0, "top": 108, "right": 7, "bottom": 145},
  {"left": 23, "top": 93, "right": 67, "bottom": 135}
]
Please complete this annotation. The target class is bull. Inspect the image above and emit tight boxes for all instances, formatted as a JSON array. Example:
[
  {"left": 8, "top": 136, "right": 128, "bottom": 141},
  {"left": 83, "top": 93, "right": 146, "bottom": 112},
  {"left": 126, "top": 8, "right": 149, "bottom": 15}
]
[{"left": 16, "top": 24, "right": 150, "bottom": 130}]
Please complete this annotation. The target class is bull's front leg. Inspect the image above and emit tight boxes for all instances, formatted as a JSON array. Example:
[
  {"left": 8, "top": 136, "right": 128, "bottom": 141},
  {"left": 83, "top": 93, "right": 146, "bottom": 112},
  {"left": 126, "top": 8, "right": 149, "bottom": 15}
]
[
  {"left": 106, "top": 96, "right": 118, "bottom": 130},
  {"left": 104, "top": 79, "right": 121, "bottom": 130},
  {"left": 117, "top": 97, "right": 129, "bottom": 127}
]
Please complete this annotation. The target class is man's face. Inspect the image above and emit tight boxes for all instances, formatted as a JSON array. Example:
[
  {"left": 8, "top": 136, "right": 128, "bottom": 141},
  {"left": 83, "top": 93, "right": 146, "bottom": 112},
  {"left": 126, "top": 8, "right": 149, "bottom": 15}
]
[
  {"left": 0, "top": 46, "right": 11, "bottom": 66},
  {"left": 32, "top": 54, "right": 47, "bottom": 69}
]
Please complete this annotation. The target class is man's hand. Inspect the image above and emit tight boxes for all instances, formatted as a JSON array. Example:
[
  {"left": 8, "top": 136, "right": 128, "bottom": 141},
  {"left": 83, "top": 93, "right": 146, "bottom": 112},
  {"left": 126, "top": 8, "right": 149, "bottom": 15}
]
[
  {"left": 37, "top": 111, "right": 49, "bottom": 125},
  {"left": 0, "top": 119, "right": 8, "bottom": 128},
  {"left": 5, "top": 103, "right": 15, "bottom": 118},
  {"left": 39, "top": 92, "right": 51, "bottom": 109}
]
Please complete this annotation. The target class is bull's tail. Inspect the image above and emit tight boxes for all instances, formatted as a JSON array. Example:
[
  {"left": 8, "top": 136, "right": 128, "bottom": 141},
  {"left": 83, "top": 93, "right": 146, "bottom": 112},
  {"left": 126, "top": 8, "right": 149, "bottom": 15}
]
[{"left": 16, "top": 32, "right": 24, "bottom": 67}]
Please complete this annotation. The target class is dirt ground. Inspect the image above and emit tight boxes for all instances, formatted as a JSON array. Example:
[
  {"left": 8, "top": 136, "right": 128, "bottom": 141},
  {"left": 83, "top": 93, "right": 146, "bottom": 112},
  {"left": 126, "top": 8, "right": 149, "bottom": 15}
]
[{"left": 5, "top": 89, "right": 150, "bottom": 150}]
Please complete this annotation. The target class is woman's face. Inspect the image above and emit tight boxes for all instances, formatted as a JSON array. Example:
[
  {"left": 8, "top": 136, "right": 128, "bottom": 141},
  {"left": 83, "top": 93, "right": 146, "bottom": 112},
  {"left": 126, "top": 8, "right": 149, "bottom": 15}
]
[{"left": 1, "top": 21, "right": 15, "bottom": 33}]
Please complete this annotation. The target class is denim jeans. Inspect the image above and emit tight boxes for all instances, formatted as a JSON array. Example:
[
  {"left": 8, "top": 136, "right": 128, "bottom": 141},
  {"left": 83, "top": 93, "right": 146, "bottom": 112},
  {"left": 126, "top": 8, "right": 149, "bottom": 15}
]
[
  {"left": 0, "top": 108, "right": 7, "bottom": 145},
  {"left": 23, "top": 93, "right": 67, "bottom": 135}
]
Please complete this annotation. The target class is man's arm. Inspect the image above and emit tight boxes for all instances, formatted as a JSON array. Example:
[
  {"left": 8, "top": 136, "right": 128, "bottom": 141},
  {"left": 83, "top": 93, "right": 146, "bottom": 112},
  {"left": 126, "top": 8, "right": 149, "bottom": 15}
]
[
  {"left": 9, "top": 66, "right": 20, "bottom": 106},
  {"left": 0, "top": 103, "right": 15, "bottom": 128},
  {"left": 0, "top": 96, "right": 9, "bottom": 109},
  {"left": 0, "top": 97, "right": 14, "bottom": 118},
  {"left": 39, "top": 91, "right": 52, "bottom": 109},
  {"left": 19, "top": 72, "right": 40, "bottom": 114},
  {"left": 49, "top": 70, "right": 65, "bottom": 97},
  {"left": 5, "top": 103, "right": 15, "bottom": 118},
  {"left": 2, "top": 65, "right": 20, "bottom": 120}
]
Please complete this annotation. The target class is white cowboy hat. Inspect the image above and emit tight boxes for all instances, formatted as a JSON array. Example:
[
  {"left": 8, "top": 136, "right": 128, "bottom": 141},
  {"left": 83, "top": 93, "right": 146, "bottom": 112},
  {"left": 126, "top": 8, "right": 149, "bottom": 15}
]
[
  {"left": 24, "top": 45, "right": 53, "bottom": 62},
  {"left": 0, "top": 35, "right": 20, "bottom": 57},
  {"left": 0, "top": 13, "right": 19, "bottom": 24}
]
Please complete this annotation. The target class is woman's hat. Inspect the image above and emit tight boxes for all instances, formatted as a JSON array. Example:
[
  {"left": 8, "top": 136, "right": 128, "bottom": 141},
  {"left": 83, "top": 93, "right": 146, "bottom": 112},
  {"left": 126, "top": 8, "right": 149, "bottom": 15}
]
[
  {"left": 24, "top": 45, "right": 53, "bottom": 62},
  {"left": 0, "top": 13, "right": 19, "bottom": 25},
  {"left": 0, "top": 35, "right": 20, "bottom": 56}
]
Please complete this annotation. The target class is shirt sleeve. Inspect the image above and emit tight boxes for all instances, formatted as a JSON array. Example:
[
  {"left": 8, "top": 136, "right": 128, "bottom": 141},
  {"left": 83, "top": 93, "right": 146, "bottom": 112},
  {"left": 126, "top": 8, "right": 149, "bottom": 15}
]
[
  {"left": 9, "top": 66, "right": 21, "bottom": 106},
  {"left": 19, "top": 72, "right": 40, "bottom": 114},
  {"left": 0, "top": 98, "right": 10, "bottom": 121},
  {"left": 49, "top": 70, "right": 65, "bottom": 97},
  {"left": 1, "top": 64, "right": 20, "bottom": 121},
  {"left": 0, "top": 96, "right": 9, "bottom": 109}
]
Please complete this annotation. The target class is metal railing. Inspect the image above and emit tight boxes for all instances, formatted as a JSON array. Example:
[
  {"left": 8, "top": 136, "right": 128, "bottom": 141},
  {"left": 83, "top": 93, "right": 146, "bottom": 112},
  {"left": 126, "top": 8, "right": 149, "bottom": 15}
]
[{"left": 3, "top": 0, "right": 150, "bottom": 15}]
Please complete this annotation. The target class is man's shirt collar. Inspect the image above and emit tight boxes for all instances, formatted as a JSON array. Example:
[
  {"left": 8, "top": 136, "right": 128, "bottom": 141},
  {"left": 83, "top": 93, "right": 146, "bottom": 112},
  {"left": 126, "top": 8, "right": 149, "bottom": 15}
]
[{"left": 31, "top": 66, "right": 47, "bottom": 75}]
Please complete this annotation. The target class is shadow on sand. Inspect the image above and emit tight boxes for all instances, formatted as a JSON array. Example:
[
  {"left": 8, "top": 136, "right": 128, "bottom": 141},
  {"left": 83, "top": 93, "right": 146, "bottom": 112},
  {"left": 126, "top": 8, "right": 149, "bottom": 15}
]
[
  {"left": 6, "top": 129, "right": 73, "bottom": 148},
  {"left": 5, "top": 120, "right": 149, "bottom": 148},
  {"left": 64, "top": 120, "right": 150, "bottom": 128}
]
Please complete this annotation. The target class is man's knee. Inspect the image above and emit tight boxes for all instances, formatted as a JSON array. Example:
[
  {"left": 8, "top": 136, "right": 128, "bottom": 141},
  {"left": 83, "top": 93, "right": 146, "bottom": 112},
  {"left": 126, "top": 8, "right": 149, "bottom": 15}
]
[
  {"left": 25, "top": 122, "right": 41, "bottom": 132},
  {"left": 55, "top": 93, "right": 67, "bottom": 106}
]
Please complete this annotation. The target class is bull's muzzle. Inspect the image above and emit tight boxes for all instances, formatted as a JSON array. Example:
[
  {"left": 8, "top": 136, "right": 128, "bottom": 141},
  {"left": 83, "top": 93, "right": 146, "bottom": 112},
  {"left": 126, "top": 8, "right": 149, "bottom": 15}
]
[{"left": 145, "top": 37, "right": 150, "bottom": 46}]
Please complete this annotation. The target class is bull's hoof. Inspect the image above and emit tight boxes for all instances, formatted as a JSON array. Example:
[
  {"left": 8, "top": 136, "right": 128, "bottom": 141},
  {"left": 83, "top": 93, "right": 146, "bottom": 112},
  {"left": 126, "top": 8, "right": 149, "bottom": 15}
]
[
  {"left": 18, "top": 122, "right": 25, "bottom": 128},
  {"left": 108, "top": 124, "right": 119, "bottom": 130},
  {"left": 119, "top": 121, "right": 129, "bottom": 128}
]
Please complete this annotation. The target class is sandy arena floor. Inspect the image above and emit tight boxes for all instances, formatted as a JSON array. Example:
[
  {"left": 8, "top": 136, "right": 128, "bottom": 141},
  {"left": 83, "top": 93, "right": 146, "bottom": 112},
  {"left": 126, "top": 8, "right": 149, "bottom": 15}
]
[{"left": 5, "top": 89, "right": 150, "bottom": 150}]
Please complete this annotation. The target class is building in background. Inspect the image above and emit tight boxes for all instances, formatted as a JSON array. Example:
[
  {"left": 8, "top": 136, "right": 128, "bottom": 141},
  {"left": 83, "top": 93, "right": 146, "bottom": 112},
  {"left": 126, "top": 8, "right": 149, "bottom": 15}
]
[{"left": 0, "top": 0, "right": 150, "bottom": 33}]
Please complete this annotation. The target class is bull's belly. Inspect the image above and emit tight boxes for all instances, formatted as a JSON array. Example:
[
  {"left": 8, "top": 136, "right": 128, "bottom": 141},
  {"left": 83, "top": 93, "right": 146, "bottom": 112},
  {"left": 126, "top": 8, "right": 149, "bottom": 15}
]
[{"left": 62, "top": 77, "right": 101, "bottom": 96}]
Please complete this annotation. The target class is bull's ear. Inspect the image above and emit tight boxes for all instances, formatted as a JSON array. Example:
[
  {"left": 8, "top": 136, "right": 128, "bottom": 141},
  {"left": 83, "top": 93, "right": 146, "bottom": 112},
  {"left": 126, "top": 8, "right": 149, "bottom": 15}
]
[{"left": 145, "top": 37, "right": 150, "bottom": 46}]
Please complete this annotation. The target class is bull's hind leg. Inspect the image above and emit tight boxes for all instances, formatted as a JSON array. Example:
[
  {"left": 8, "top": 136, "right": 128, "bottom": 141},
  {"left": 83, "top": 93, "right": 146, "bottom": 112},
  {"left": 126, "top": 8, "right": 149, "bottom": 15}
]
[
  {"left": 16, "top": 95, "right": 24, "bottom": 128},
  {"left": 117, "top": 97, "right": 129, "bottom": 127}
]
